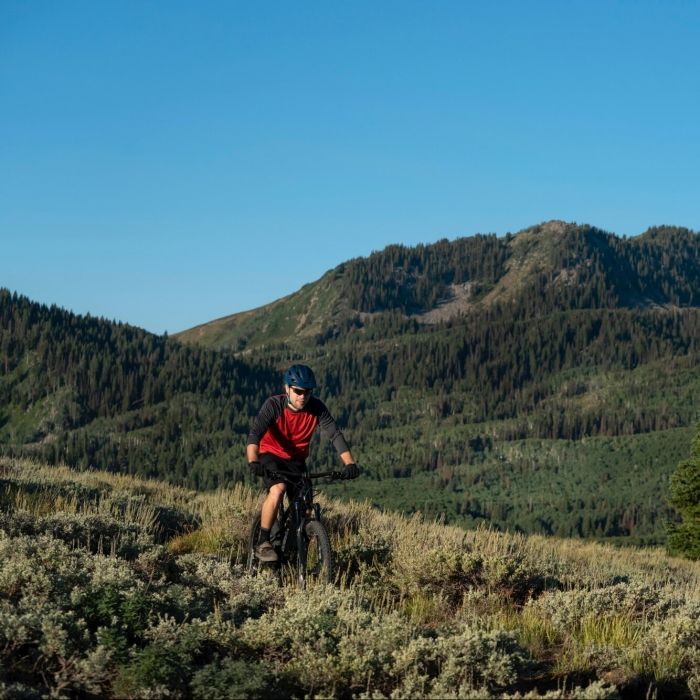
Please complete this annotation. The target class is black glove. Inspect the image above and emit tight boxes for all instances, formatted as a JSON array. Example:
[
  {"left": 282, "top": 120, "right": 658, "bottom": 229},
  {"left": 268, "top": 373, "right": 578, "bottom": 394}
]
[
  {"left": 343, "top": 463, "right": 360, "bottom": 480},
  {"left": 249, "top": 461, "right": 265, "bottom": 477}
]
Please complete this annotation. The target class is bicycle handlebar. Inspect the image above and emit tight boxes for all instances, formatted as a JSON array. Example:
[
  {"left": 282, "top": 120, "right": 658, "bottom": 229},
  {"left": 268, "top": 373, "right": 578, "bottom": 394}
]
[{"left": 263, "top": 467, "right": 341, "bottom": 480}]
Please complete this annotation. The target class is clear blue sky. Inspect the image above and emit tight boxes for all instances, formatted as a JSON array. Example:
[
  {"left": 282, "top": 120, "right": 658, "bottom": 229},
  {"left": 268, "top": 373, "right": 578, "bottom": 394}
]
[{"left": 2, "top": 1, "right": 699, "bottom": 335}]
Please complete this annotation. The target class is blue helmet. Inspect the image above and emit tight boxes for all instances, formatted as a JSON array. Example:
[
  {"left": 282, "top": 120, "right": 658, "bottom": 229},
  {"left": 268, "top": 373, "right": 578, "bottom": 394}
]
[{"left": 284, "top": 364, "right": 317, "bottom": 389}]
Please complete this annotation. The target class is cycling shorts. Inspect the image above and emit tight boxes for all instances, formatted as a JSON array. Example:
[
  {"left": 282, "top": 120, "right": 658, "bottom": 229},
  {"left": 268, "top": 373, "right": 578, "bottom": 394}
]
[{"left": 260, "top": 453, "right": 306, "bottom": 494}]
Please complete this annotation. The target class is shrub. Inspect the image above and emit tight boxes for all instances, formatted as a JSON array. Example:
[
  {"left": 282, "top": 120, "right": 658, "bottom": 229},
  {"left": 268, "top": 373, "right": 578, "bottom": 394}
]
[
  {"left": 113, "top": 642, "right": 190, "bottom": 698},
  {"left": 668, "top": 455, "right": 700, "bottom": 560},
  {"left": 2, "top": 458, "right": 700, "bottom": 698},
  {"left": 525, "top": 580, "right": 686, "bottom": 632},
  {"left": 190, "top": 658, "right": 271, "bottom": 700}
]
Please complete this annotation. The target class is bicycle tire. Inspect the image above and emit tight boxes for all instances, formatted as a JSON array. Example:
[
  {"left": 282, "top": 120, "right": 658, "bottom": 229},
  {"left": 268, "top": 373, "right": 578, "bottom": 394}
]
[
  {"left": 247, "top": 514, "right": 284, "bottom": 581},
  {"left": 299, "top": 519, "right": 333, "bottom": 586},
  {"left": 246, "top": 514, "right": 263, "bottom": 575}
]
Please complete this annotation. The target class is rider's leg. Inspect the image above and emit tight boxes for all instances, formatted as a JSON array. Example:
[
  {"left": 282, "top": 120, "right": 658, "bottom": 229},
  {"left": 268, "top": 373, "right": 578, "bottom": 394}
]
[
  {"left": 255, "top": 454, "right": 303, "bottom": 561},
  {"left": 260, "top": 482, "right": 286, "bottom": 533},
  {"left": 255, "top": 482, "right": 287, "bottom": 562}
]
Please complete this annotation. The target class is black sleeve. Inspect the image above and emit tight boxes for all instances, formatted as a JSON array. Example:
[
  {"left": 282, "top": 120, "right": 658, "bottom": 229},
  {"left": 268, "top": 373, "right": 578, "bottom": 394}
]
[
  {"left": 247, "top": 396, "right": 284, "bottom": 446},
  {"left": 311, "top": 398, "right": 350, "bottom": 455}
]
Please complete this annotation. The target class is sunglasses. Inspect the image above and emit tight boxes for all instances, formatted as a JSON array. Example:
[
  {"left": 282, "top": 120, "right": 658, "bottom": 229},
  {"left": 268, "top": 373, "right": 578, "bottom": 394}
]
[{"left": 290, "top": 386, "right": 312, "bottom": 396}]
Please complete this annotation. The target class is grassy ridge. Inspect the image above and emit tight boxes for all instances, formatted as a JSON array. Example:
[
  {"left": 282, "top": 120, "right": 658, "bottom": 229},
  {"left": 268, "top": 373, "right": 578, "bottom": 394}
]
[
  {"left": 176, "top": 270, "right": 348, "bottom": 351},
  {"left": 2, "top": 457, "right": 699, "bottom": 698}
]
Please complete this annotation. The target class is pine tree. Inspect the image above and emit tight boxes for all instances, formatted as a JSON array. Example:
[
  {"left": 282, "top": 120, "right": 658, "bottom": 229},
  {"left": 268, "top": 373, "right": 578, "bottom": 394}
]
[{"left": 667, "top": 426, "right": 700, "bottom": 559}]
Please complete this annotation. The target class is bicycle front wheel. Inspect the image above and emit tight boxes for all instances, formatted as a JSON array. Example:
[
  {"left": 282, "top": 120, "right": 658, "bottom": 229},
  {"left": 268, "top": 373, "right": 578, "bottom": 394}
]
[
  {"left": 246, "top": 514, "right": 263, "bottom": 575},
  {"left": 299, "top": 520, "right": 333, "bottom": 586}
]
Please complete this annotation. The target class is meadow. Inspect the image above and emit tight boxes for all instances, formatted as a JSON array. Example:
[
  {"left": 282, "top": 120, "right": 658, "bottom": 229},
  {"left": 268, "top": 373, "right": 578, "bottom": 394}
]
[{"left": 1, "top": 456, "right": 699, "bottom": 698}]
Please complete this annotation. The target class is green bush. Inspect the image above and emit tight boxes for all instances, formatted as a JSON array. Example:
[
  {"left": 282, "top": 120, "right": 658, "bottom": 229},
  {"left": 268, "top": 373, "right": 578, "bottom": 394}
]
[
  {"left": 113, "top": 642, "right": 191, "bottom": 697},
  {"left": 190, "top": 658, "right": 271, "bottom": 699},
  {"left": 668, "top": 451, "right": 700, "bottom": 560}
]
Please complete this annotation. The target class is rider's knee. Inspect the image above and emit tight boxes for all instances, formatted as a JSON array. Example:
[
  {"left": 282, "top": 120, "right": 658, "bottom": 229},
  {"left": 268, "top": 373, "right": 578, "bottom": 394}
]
[{"left": 268, "top": 482, "right": 286, "bottom": 500}]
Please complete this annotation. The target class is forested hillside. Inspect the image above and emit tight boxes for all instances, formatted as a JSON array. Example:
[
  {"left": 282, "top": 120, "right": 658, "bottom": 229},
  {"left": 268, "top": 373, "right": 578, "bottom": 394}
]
[
  {"left": 177, "top": 221, "right": 700, "bottom": 350},
  {"left": 0, "top": 290, "right": 277, "bottom": 489},
  {"left": 3, "top": 221, "right": 700, "bottom": 543}
]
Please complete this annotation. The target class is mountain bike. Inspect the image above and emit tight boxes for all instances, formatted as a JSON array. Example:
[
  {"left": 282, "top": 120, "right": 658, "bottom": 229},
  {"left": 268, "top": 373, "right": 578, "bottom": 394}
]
[{"left": 247, "top": 469, "right": 338, "bottom": 587}]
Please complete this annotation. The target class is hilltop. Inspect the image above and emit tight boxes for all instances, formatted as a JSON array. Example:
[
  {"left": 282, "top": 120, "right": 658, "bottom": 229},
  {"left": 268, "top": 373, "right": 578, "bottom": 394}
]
[
  {"left": 174, "top": 221, "right": 700, "bottom": 351},
  {"left": 1, "top": 456, "right": 699, "bottom": 698}
]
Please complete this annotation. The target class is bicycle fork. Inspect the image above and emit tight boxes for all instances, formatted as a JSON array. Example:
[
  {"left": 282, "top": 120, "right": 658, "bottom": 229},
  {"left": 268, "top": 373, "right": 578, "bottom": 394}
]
[{"left": 293, "top": 500, "right": 322, "bottom": 586}]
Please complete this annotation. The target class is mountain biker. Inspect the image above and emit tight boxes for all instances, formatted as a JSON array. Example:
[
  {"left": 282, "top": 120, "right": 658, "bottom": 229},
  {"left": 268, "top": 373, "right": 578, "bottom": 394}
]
[{"left": 247, "top": 363, "right": 360, "bottom": 562}]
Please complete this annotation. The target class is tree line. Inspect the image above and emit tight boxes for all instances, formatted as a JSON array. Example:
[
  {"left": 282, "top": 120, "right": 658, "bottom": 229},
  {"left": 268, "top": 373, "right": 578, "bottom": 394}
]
[{"left": 331, "top": 224, "right": 700, "bottom": 316}]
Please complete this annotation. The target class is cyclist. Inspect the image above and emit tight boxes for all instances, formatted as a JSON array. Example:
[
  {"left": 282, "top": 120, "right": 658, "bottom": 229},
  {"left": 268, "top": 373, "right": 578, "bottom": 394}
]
[{"left": 247, "top": 363, "right": 360, "bottom": 562}]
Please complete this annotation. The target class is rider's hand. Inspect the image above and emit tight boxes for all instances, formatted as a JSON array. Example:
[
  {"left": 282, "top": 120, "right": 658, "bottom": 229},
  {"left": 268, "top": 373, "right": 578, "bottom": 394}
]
[
  {"left": 343, "top": 463, "right": 360, "bottom": 480},
  {"left": 249, "top": 461, "right": 265, "bottom": 477}
]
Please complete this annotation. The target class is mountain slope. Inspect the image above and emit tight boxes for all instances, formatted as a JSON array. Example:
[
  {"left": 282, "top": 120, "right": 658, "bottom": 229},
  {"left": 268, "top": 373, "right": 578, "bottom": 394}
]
[
  {"left": 172, "top": 220, "right": 700, "bottom": 542},
  {"left": 0, "top": 289, "right": 278, "bottom": 489},
  {"left": 177, "top": 269, "right": 350, "bottom": 351},
  {"left": 3, "top": 220, "right": 700, "bottom": 543},
  {"left": 175, "top": 220, "right": 700, "bottom": 351}
]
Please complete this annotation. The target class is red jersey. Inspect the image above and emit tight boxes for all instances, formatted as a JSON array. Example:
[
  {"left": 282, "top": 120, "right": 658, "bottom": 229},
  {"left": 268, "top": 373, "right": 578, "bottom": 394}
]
[{"left": 247, "top": 394, "right": 349, "bottom": 461}]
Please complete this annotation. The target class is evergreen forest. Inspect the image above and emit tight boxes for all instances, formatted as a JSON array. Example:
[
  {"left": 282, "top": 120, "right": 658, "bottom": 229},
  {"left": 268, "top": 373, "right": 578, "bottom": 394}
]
[{"left": 2, "top": 221, "right": 700, "bottom": 545}]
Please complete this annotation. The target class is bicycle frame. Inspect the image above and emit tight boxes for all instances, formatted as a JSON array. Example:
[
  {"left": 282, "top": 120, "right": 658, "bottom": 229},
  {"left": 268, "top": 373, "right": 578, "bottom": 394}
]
[
  {"left": 253, "top": 469, "right": 335, "bottom": 586},
  {"left": 275, "top": 472, "right": 325, "bottom": 554}
]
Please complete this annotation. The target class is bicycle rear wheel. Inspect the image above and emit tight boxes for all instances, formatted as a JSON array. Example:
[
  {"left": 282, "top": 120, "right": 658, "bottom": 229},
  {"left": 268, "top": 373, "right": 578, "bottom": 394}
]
[{"left": 299, "top": 520, "right": 333, "bottom": 586}]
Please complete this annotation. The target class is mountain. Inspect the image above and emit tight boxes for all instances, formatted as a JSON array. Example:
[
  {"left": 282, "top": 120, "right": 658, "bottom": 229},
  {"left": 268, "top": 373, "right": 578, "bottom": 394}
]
[
  {"left": 175, "top": 220, "right": 700, "bottom": 351},
  {"left": 173, "top": 220, "right": 700, "bottom": 543},
  {"left": 3, "top": 220, "right": 700, "bottom": 543}
]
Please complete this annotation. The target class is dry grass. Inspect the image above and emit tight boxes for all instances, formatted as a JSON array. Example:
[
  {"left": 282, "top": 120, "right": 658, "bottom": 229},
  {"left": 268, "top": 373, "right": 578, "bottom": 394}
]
[{"left": 2, "top": 455, "right": 700, "bottom": 698}]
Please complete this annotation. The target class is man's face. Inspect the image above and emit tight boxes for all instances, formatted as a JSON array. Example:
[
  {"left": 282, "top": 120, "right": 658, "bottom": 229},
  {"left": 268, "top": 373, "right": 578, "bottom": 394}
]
[{"left": 286, "top": 384, "right": 312, "bottom": 411}]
